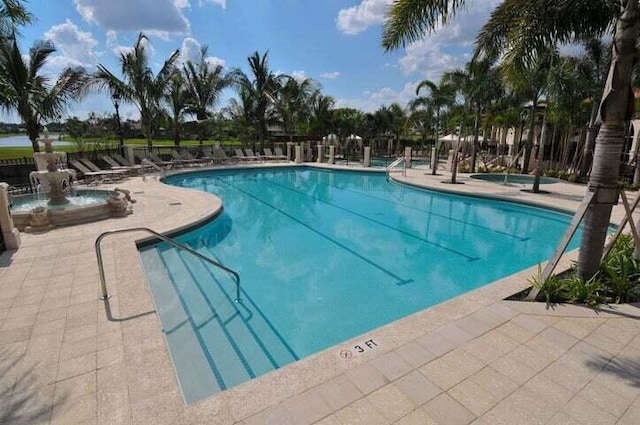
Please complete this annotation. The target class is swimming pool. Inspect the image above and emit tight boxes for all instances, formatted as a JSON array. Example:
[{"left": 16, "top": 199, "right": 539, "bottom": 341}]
[{"left": 140, "top": 167, "right": 581, "bottom": 403}]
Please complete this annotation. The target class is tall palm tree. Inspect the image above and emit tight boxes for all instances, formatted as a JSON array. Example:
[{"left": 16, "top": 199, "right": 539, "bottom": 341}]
[
  {"left": 503, "top": 48, "right": 556, "bottom": 177},
  {"left": 94, "top": 33, "right": 179, "bottom": 147},
  {"left": 231, "top": 51, "right": 286, "bottom": 148},
  {"left": 0, "top": 0, "right": 32, "bottom": 39},
  {"left": 277, "top": 77, "right": 319, "bottom": 141},
  {"left": 414, "top": 78, "right": 455, "bottom": 174},
  {"left": 578, "top": 38, "right": 609, "bottom": 178},
  {"left": 183, "top": 46, "right": 230, "bottom": 147},
  {"left": 0, "top": 38, "right": 88, "bottom": 152},
  {"left": 223, "top": 87, "right": 255, "bottom": 140},
  {"left": 309, "top": 92, "right": 335, "bottom": 135},
  {"left": 164, "top": 70, "right": 188, "bottom": 146},
  {"left": 383, "top": 0, "right": 635, "bottom": 280}
]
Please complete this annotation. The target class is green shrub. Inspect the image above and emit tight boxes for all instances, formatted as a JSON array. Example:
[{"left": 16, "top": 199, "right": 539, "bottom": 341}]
[
  {"left": 562, "top": 275, "right": 608, "bottom": 307},
  {"left": 600, "top": 236, "right": 640, "bottom": 303},
  {"left": 530, "top": 266, "right": 569, "bottom": 305},
  {"left": 545, "top": 169, "right": 558, "bottom": 178}
]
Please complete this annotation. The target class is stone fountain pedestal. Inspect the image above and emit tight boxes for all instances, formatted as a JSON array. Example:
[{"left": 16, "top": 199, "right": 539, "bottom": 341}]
[{"left": 30, "top": 130, "right": 75, "bottom": 205}]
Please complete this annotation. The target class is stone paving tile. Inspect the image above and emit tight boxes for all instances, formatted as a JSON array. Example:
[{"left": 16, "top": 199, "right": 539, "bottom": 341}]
[
  {"left": 562, "top": 395, "right": 618, "bottom": 425},
  {"left": 510, "top": 314, "right": 548, "bottom": 334},
  {"left": 467, "top": 367, "right": 518, "bottom": 401},
  {"left": 577, "top": 380, "right": 633, "bottom": 418},
  {"left": 420, "top": 349, "right": 485, "bottom": 391},
  {"left": 460, "top": 331, "right": 519, "bottom": 364},
  {"left": 415, "top": 331, "right": 457, "bottom": 357},
  {"left": 283, "top": 388, "right": 333, "bottom": 425},
  {"left": 366, "top": 384, "right": 416, "bottom": 423},
  {"left": 422, "top": 393, "right": 476, "bottom": 425},
  {"left": 335, "top": 397, "right": 390, "bottom": 425},
  {"left": 392, "top": 407, "right": 437, "bottom": 425},
  {"left": 370, "top": 351, "right": 413, "bottom": 382},
  {"left": 448, "top": 379, "right": 499, "bottom": 417},
  {"left": 315, "top": 373, "right": 363, "bottom": 411},
  {"left": 394, "top": 341, "right": 436, "bottom": 369},
  {"left": 394, "top": 370, "right": 441, "bottom": 406}
]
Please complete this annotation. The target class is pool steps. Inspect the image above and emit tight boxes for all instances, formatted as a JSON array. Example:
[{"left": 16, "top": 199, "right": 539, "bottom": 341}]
[{"left": 141, "top": 246, "right": 298, "bottom": 403}]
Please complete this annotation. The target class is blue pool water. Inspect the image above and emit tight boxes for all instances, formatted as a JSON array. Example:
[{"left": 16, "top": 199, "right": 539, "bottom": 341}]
[{"left": 140, "top": 167, "right": 581, "bottom": 403}]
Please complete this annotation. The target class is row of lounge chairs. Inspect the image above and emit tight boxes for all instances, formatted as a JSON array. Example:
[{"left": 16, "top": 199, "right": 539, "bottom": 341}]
[{"left": 67, "top": 147, "right": 290, "bottom": 184}]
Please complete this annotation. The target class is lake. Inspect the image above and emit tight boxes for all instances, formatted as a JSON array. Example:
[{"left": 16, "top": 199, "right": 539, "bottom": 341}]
[{"left": 0, "top": 135, "right": 70, "bottom": 147}]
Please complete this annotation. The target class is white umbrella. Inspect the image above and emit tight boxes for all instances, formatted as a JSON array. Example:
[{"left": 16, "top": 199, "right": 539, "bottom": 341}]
[{"left": 322, "top": 133, "right": 338, "bottom": 145}]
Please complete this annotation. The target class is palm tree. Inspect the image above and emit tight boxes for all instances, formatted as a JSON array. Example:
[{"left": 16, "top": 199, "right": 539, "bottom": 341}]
[
  {"left": 183, "top": 46, "right": 230, "bottom": 147},
  {"left": 0, "top": 0, "right": 32, "bottom": 38},
  {"left": 164, "top": 70, "right": 188, "bottom": 146},
  {"left": 94, "top": 33, "right": 179, "bottom": 147},
  {"left": 0, "top": 38, "right": 88, "bottom": 152},
  {"left": 578, "top": 38, "right": 609, "bottom": 178},
  {"left": 414, "top": 78, "right": 455, "bottom": 174},
  {"left": 503, "top": 48, "right": 556, "bottom": 177},
  {"left": 230, "top": 51, "right": 286, "bottom": 148},
  {"left": 382, "top": 0, "right": 635, "bottom": 280},
  {"left": 309, "top": 92, "right": 335, "bottom": 135},
  {"left": 223, "top": 87, "right": 255, "bottom": 140},
  {"left": 277, "top": 77, "right": 319, "bottom": 141}
]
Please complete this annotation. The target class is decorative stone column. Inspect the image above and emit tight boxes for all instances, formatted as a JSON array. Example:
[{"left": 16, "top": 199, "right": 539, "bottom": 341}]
[
  {"left": 286, "top": 143, "right": 294, "bottom": 161},
  {"left": 446, "top": 150, "right": 454, "bottom": 171},
  {"left": 295, "top": 145, "right": 303, "bottom": 164},
  {"left": 329, "top": 146, "right": 335, "bottom": 164},
  {"left": 125, "top": 146, "right": 135, "bottom": 165},
  {"left": 317, "top": 145, "right": 324, "bottom": 163},
  {"left": 0, "top": 183, "right": 21, "bottom": 250},
  {"left": 404, "top": 147, "right": 412, "bottom": 169},
  {"left": 363, "top": 146, "right": 371, "bottom": 167},
  {"left": 431, "top": 147, "right": 437, "bottom": 173}
]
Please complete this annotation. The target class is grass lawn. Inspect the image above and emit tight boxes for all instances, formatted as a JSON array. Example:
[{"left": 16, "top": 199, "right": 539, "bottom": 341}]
[{"left": 0, "top": 138, "right": 245, "bottom": 159}]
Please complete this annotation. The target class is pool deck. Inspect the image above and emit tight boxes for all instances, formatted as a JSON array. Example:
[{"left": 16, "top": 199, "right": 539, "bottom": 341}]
[{"left": 1, "top": 163, "right": 640, "bottom": 425}]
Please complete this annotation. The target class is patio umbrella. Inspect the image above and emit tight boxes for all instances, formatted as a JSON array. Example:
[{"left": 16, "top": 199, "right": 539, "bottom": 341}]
[{"left": 323, "top": 133, "right": 338, "bottom": 146}]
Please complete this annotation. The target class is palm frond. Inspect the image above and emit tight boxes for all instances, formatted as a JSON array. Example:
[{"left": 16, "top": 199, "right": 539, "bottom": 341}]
[{"left": 382, "top": 0, "right": 468, "bottom": 51}]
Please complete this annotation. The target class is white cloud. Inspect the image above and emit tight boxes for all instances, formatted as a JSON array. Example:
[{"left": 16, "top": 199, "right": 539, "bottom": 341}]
[
  {"left": 336, "top": 81, "right": 418, "bottom": 112},
  {"left": 179, "top": 37, "right": 226, "bottom": 67},
  {"left": 44, "top": 19, "right": 98, "bottom": 65},
  {"left": 74, "top": 0, "right": 190, "bottom": 38},
  {"left": 291, "top": 70, "right": 307, "bottom": 82},
  {"left": 336, "top": 0, "right": 392, "bottom": 35},
  {"left": 396, "top": 1, "right": 500, "bottom": 80},
  {"left": 320, "top": 71, "right": 340, "bottom": 79},
  {"left": 199, "top": 0, "right": 226, "bottom": 8},
  {"left": 106, "top": 30, "right": 156, "bottom": 57}
]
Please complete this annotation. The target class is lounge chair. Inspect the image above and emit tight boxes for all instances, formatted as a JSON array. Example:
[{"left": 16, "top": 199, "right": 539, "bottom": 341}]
[
  {"left": 171, "top": 150, "right": 198, "bottom": 167},
  {"left": 78, "top": 158, "right": 129, "bottom": 178},
  {"left": 139, "top": 152, "right": 175, "bottom": 169},
  {"left": 69, "top": 159, "right": 125, "bottom": 184},
  {"left": 182, "top": 149, "right": 211, "bottom": 165},
  {"left": 244, "top": 148, "right": 262, "bottom": 161},
  {"left": 264, "top": 148, "right": 286, "bottom": 161},
  {"left": 274, "top": 147, "right": 289, "bottom": 161},
  {"left": 212, "top": 148, "right": 234, "bottom": 164},
  {"left": 111, "top": 153, "right": 155, "bottom": 172},
  {"left": 234, "top": 148, "right": 255, "bottom": 161},
  {"left": 101, "top": 155, "right": 145, "bottom": 174}
]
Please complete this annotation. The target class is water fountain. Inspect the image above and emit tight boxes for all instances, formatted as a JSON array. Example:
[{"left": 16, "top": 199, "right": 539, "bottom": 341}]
[{"left": 30, "top": 127, "right": 76, "bottom": 205}]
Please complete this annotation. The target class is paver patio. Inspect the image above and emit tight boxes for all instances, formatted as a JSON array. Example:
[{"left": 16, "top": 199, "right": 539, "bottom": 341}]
[{"left": 1, "top": 163, "right": 639, "bottom": 424}]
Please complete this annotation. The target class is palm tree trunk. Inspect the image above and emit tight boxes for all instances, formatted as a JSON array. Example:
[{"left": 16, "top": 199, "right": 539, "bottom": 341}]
[
  {"left": 532, "top": 106, "right": 549, "bottom": 192},
  {"left": 470, "top": 110, "right": 480, "bottom": 173},
  {"left": 579, "top": 103, "right": 599, "bottom": 178},
  {"left": 577, "top": 0, "right": 639, "bottom": 280},
  {"left": 521, "top": 98, "right": 538, "bottom": 174}
]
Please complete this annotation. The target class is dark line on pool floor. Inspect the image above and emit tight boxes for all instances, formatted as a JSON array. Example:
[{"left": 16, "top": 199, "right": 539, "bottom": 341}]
[
  {"left": 215, "top": 178, "right": 419, "bottom": 284},
  {"left": 299, "top": 177, "right": 530, "bottom": 242},
  {"left": 255, "top": 178, "right": 480, "bottom": 262}
]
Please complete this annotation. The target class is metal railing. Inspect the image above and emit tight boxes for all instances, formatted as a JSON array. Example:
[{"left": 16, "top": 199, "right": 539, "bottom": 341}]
[
  {"left": 385, "top": 157, "right": 405, "bottom": 181},
  {"left": 95, "top": 227, "right": 241, "bottom": 303}
]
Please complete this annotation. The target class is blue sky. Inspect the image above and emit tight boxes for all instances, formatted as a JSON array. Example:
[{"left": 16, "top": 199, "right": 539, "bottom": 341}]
[{"left": 10, "top": 0, "right": 501, "bottom": 121}]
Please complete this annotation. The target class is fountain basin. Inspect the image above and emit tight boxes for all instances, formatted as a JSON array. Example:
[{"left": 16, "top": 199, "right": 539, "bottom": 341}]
[{"left": 10, "top": 189, "right": 132, "bottom": 231}]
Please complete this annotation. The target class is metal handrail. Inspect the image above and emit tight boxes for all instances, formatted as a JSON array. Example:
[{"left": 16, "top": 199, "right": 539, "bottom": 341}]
[
  {"left": 95, "top": 227, "right": 241, "bottom": 303},
  {"left": 385, "top": 157, "right": 405, "bottom": 181}
]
